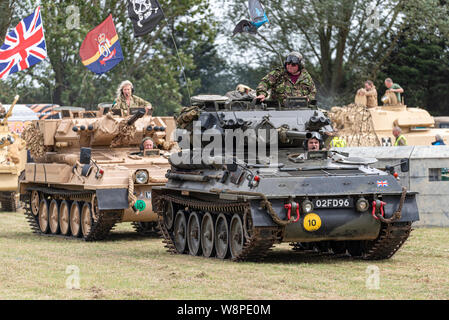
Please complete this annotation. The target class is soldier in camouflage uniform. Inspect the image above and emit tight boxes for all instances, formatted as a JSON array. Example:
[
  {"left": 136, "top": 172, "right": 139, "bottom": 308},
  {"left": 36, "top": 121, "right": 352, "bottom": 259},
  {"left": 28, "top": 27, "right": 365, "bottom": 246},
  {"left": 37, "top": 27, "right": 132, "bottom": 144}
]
[
  {"left": 112, "top": 80, "right": 152, "bottom": 117},
  {"left": 256, "top": 52, "right": 316, "bottom": 104}
]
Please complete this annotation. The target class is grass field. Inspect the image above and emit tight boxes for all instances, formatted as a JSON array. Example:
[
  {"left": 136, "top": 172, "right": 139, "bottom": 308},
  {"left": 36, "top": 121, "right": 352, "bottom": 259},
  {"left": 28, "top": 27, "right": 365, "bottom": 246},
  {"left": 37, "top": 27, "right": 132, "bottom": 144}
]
[{"left": 0, "top": 210, "right": 448, "bottom": 300}]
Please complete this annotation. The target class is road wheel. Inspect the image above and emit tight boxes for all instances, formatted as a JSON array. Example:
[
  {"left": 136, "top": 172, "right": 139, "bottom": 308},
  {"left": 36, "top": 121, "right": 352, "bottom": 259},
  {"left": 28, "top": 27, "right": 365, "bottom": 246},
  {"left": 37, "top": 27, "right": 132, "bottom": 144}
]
[
  {"left": 187, "top": 211, "right": 202, "bottom": 256},
  {"left": 31, "top": 190, "right": 40, "bottom": 216},
  {"left": 70, "top": 201, "right": 82, "bottom": 238},
  {"left": 215, "top": 213, "right": 230, "bottom": 259},
  {"left": 173, "top": 210, "right": 187, "bottom": 253},
  {"left": 164, "top": 201, "right": 175, "bottom": 230},
  {"left": 59, "top": 200, "right": 71, "bottom": 236},
  {"left": 229, "top": 214, "right": 245, "bottom": 259},
  {"left": 49, "top": 199, "right": 60, "bottom": 234},
  {"left": 81, "top": 202, "right": 93, "bottom": 238},
  {"left": 201, "top": 212, "right": 215, "bottom": 258},
  {"left": 38, "top": 198, "right": 49, "bottom": 233}
]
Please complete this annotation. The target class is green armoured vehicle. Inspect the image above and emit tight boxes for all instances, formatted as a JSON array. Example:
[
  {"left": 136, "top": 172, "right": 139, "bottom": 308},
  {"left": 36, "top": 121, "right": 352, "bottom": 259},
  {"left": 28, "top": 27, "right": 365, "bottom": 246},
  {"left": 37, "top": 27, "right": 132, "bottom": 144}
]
[{"left": 152, "top": 96, "right": 419, "bottom": 261}]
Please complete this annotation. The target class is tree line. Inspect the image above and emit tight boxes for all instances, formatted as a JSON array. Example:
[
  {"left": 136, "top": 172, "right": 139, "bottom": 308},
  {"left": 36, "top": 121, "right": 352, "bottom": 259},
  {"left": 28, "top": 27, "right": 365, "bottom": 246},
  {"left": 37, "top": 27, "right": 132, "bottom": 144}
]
[{"left": 1, "top": 0, "right": 449, "bottom": 116}]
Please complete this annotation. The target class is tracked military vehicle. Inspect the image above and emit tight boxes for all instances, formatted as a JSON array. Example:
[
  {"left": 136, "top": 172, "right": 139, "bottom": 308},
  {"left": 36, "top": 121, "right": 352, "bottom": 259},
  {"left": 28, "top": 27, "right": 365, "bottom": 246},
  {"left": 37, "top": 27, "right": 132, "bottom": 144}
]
[
  {"left": 20, "top": 106, "right": 176, "bottom": 240},
  {"left": 0, "top": 96, "right": 27, "bottom": 212},
  {"left": 152, "top": 96, "right": 419, "bottom": 261},
  {"left": 330, "top": 91, "right": 449, "bottom": 146}
]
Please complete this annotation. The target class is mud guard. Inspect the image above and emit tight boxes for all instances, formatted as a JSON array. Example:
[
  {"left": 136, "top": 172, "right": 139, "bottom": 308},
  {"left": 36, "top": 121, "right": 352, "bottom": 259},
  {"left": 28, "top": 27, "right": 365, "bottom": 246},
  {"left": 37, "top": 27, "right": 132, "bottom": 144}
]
[
  {"left": 382, "top": 194, "right": 419, "bottom": 222},
  {"left": 96, "top": 189, "right": 129, "bottom": 210}
]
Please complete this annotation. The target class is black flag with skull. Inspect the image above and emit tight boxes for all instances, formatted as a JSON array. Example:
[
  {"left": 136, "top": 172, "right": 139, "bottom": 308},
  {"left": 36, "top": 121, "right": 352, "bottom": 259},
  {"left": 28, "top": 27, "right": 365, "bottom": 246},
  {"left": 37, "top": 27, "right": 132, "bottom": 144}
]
[{"left": 128, "top": 0, "right": 164, "bottom": 37}]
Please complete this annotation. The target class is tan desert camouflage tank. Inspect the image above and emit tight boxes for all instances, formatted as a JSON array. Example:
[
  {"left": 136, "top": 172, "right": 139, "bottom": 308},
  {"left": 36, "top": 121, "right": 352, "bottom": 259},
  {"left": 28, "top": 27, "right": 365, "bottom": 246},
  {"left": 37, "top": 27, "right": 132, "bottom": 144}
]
[
  {"left": 329, "top": 91, "right": 449, "bottom": 146},
  {"left": 19, "top": 105, "right": 177, "bottom": 240},
  {"left": 0, "top": 96, "right": 27, "bottom": 212}
]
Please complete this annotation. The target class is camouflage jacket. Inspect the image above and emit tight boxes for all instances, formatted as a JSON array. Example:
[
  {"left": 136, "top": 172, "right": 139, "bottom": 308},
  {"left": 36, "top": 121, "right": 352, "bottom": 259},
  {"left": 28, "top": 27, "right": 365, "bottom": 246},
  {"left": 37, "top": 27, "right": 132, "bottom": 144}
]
[
  {"left": 256, "top": 68, "right": 317, "bottom": 103},
  {"left": 112, "top": 95, "right": 152, "bottom": 116}
]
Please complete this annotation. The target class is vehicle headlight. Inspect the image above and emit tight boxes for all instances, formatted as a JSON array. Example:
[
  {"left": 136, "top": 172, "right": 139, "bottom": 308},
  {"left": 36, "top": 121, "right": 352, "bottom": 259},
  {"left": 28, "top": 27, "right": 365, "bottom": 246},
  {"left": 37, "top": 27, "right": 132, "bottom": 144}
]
[
  {"left": 135, "top": 170, "right": 149, "bottom": 184},
  {"left": 302, "top": 200, "right": 314, "bottom": 213},
  {"left": 356, "top": 198, "right": 369, "bottom": 212}
]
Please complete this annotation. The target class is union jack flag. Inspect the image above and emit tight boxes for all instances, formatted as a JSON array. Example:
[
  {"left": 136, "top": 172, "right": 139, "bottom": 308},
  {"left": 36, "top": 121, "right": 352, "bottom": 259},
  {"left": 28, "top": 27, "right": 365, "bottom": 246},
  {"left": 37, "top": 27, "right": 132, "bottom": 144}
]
[
  {"left": 377, "top": 180, "right": 389, "bottom": 187},
  {"left": 0, "top": 6, "right": 47, "bottom": 79}
]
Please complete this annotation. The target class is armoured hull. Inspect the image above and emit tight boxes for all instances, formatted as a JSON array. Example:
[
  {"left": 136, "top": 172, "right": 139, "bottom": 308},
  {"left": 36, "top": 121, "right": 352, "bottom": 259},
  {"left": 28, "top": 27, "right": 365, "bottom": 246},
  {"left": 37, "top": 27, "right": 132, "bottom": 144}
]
[
  {"left": 20, "top": 107, "right": 176, "bottom": 240},
  {"left": 0, "top": 97, "right": 27, "bottom": 212},
  {"left": 152, "top": 96, "right": 419, "bottom": 261},
  {"left": 329, "top": 103, "right": 449, "bottom": 147}
]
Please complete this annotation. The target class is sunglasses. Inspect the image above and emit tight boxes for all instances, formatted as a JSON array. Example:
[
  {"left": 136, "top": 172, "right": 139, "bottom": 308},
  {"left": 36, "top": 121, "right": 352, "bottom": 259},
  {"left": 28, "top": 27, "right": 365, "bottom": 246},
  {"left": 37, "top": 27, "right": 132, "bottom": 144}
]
[{"left": 286, "top": 56, "right": 301, "bottom": 65}]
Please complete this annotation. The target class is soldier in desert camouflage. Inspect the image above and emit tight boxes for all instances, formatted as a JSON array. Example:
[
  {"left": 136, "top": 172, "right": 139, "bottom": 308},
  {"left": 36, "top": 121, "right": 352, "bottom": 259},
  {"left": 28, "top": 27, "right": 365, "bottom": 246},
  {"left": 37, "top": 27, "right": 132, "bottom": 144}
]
[
  {"left": 256, "top": 52, "right": 316, "bottom": 104},
  {"left": 112, "top": 80, "right": 152, "bottom": 117}
]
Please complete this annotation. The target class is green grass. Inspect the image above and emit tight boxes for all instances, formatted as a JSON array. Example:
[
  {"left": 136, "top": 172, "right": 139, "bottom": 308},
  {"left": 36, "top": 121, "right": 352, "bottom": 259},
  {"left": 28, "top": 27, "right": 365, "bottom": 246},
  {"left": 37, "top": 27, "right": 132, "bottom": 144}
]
[{"left": 0, "top": 210, "right": 448, "bottom": 300}]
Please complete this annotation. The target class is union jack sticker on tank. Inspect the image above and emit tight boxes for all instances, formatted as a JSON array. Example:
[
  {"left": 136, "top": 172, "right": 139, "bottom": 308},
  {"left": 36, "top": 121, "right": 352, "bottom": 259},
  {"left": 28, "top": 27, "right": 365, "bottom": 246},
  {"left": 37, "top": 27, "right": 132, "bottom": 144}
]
[{"left": 377, "top": 180, "right": 389, "bottom": 187}]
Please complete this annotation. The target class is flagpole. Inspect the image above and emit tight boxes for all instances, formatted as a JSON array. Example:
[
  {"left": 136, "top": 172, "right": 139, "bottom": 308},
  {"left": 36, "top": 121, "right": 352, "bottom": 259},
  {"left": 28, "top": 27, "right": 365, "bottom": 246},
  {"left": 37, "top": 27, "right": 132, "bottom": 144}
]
[{"left": 159, "top": 6, "right": 192, "bottom": 104}]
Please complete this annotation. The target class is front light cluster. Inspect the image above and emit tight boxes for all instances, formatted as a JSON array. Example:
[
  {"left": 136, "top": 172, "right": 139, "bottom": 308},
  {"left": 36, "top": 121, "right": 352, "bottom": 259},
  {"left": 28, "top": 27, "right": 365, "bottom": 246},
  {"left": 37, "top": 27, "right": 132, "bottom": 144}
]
[
  {"left": 135, "top": 170, "right": 149, "bottom": 184},
  {"left": 356, "top": 198, "right": 369, "bottom": 212},
  {"left": 302, "top": 200, "right": 314, "bottom": 213}
]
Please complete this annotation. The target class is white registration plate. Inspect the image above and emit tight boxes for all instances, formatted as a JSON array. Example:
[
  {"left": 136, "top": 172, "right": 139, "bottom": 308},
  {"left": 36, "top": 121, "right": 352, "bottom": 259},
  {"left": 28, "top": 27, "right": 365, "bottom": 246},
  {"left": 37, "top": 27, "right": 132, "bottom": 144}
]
[{"left": 313, "top": 198, "right": 354, "bottom": 209}]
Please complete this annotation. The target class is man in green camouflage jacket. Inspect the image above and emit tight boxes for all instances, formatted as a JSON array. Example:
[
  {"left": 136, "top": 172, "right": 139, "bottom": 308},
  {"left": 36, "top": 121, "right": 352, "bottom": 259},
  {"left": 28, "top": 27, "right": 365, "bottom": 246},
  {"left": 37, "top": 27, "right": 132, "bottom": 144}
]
[
  {"left": 256, "top": 52, "right": 316, "bottom": 104},
  {"left": 112, "top": 80, "right": 152, "bottom": 116}
]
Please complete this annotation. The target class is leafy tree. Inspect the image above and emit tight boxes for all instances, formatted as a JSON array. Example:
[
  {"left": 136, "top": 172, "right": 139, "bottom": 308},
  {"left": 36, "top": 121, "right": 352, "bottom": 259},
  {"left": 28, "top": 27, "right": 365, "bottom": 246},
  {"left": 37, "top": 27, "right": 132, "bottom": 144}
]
[
  {"left": 0, "top": 0, "right": 220, "bottom": 116},
  {"left": 380, "top": 36, "right": 449, "bottom": 115},
  {"left": 227, "top": 0, "right": 449, "bottom": 107}
]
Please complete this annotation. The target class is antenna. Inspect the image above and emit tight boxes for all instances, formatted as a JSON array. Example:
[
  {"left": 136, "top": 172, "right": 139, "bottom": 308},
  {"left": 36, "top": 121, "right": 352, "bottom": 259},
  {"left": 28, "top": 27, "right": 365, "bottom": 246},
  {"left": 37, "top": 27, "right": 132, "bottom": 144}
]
[{"left": 159, "top": 6, "right": 192, "bottom": 104}]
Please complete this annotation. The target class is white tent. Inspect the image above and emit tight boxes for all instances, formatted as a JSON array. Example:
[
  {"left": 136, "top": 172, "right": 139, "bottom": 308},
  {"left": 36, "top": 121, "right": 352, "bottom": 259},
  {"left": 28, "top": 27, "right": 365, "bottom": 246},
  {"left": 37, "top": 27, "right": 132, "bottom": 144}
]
[{"left": 4, "top": 104, "right": 39, "bottom": 121}]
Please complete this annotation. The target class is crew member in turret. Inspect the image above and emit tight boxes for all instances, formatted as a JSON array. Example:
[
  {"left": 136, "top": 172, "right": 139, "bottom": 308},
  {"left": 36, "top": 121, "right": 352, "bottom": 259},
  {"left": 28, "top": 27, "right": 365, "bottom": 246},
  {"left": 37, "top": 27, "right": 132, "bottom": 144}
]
[
  {"left": 385, "top": 78, "right": 404, "bottom": 104},
  {"left": 305, "top": 132, "right": 324, "bottom": 151},
  {"left": 356, "top": 80, "right": 378, "bottom": 108},
  {"left": 112, "top": 80, "right": 153, "bottom": 117},
  {"left": 256, "top": 52, "right": 316, "bottom": 104}
]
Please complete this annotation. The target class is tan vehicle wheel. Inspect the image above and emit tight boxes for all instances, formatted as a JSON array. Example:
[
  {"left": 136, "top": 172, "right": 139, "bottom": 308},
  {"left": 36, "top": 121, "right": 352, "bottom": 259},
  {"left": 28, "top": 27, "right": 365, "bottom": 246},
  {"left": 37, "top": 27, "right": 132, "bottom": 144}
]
[
  {"left": 70, "top": 201, "right": 82, "bottom": 237},
  {"left": 81, "top": 203, "right": 93, "bottom": 238},
  {"left": 59, "top": 200, "right": 71, "bottom": 236},
  {"left": 49, "top": 199, "right": 60, "bottom": 234},
  {"left": 38, "top": 199, "right": 50, "bottom": 233},
  {"left": 31, "top": 190, "right": 40, "bottom": 216}
]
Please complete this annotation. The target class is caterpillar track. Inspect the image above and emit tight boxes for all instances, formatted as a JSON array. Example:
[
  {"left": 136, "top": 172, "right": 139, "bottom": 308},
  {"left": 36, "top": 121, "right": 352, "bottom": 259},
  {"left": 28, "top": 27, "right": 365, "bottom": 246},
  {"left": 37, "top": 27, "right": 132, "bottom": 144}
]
[
  {"left": 0, "top": 192, "right": 19, "bottom": 212},
  {"left": 157, "top": 193, "right": 412, "bottom": 262},
  {"left": 22, "top": 187, "right": 123, "bottom": 241},
  {"left": 289, "top": 222, "right": 412, "bottom": 260},
  {"left": 131, "top": 221, "right": 160, "bottom": 236},
  {"left": 156, "top": 194, "right": 283, "bottom": 262}
]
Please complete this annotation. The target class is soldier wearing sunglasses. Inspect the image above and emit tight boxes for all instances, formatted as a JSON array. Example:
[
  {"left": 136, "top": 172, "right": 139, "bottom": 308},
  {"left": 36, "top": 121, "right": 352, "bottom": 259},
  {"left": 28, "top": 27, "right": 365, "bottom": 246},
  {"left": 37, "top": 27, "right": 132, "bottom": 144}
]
[{"left": 256, "top": 52, "right": 316, "bottom": 104}]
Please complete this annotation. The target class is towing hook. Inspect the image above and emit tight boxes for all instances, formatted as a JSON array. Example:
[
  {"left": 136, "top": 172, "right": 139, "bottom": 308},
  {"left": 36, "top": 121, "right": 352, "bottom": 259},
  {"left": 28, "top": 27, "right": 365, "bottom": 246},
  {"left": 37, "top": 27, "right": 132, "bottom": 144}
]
[
  {"left": 284, "top": 202, "right": 300, "bottom": 223},
  {"left": 372, "top": 200, "right": 386, "bottom": 220}
]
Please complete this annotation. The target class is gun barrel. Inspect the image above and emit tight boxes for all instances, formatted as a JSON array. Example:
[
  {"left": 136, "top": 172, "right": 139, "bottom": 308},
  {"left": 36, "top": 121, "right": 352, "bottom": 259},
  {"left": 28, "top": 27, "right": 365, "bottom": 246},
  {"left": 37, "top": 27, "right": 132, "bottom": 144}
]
[
  {"left": 127, "top": 110, "right": 145, "bottom": 126},
  {"left": 1, "top": 95, "right": 20, "bottom": 125},
  {"left": 285, "top": 131, "right": 312, "bottom": 140}
]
